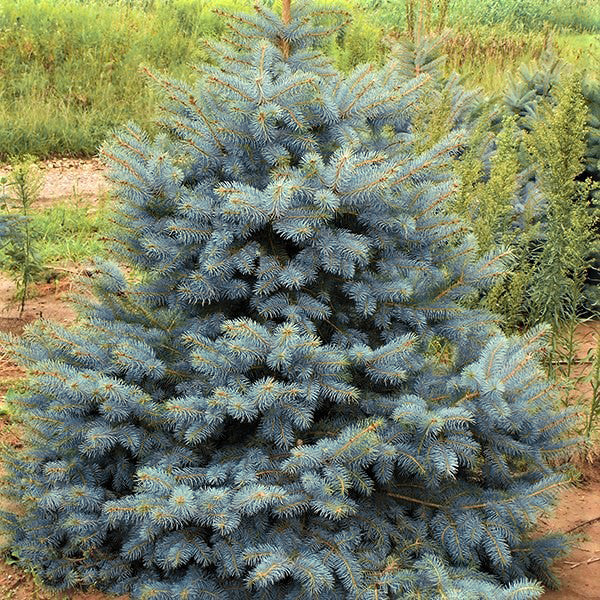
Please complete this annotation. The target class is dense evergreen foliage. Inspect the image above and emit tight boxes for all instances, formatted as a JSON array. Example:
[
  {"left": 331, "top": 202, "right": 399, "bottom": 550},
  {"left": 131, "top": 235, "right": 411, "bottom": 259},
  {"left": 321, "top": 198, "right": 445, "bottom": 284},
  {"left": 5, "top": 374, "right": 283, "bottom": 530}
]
[{"left": 2, "top": 4, "right": 575, "bottom": 598}]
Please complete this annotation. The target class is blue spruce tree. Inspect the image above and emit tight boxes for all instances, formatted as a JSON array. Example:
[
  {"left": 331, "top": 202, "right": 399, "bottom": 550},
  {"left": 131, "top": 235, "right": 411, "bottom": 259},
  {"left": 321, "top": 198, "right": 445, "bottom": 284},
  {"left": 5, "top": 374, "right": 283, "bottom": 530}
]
[{"left": 2, "top": 2, "right": 575, "bottom": 598}]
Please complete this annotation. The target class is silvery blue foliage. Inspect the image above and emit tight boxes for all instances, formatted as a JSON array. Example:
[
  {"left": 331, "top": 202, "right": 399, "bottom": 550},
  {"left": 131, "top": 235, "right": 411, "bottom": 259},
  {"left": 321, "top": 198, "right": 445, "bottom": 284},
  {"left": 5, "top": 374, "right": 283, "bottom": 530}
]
[{"left": 2, "top": 3, "right": 573, "bottom": 598}]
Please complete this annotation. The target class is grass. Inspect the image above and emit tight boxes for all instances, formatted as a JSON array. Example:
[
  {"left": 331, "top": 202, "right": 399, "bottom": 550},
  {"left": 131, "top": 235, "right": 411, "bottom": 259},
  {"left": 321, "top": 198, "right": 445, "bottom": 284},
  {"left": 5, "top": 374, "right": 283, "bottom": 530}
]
[
  {"left": 449, "top": 0, "right": 600, "bottom": 32},
  {"left": 0, "top": 0, "right": 253, "bottom": 159},
  {"left": 442, "top": 29, "right": 600, "bottom": 99},
  {"left": 0, "top": 196, "right": 110, "bottom": 273},
  {"left": 34, "top": 197, "right": 110, "bottom": 267},
  {"left": 1, "top": 0, "right": 598, "bottom": 159},
  {"left": 359, "top": 0, "right": 600, "bottom": 32}
]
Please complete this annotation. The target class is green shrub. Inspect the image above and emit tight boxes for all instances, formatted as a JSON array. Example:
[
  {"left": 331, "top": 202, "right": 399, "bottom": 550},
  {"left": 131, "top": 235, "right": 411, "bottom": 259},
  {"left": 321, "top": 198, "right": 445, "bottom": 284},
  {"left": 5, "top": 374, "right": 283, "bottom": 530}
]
[{"left": 526, "top": 74, "right": 594, "bottom": 329}]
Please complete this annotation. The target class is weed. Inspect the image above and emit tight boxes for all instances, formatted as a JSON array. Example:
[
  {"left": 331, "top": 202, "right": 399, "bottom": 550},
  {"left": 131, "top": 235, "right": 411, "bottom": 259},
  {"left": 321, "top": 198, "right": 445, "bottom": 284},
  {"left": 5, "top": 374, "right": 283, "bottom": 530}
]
[
  {"left": 584, "top": 332, "right": 600, "bottom": 437},
  {"left": 526, "top": 73, "right": 593, "bottom": 331}
]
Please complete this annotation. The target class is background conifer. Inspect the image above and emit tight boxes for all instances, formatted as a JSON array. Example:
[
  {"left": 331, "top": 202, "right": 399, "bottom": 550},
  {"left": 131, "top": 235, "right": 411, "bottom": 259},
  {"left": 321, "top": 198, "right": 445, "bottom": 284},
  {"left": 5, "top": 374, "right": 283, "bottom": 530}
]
[{"left": 1, "top": 2, "right": 575, "bottom": 598}]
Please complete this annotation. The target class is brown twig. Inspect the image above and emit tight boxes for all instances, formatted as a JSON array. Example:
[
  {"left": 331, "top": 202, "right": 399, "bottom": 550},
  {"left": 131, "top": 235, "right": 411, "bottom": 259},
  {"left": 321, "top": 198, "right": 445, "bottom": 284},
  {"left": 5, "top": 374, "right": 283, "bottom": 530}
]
[
  {"left": 565, "top": 516, "right": 600, "bottom": 534},
  {"left": 567, "top": 556, "right": 600, "bottom": 569}
]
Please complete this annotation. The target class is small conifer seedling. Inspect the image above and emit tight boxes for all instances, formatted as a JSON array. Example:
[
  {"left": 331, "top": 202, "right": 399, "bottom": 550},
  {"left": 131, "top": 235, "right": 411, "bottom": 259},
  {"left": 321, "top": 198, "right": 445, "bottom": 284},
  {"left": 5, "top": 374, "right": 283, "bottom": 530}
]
[
  {"left": 0, "top": 157, "right": 44, "bottom": 316},
  {"left": 2, "top": 3, "right": 574, "bottom": 598}
]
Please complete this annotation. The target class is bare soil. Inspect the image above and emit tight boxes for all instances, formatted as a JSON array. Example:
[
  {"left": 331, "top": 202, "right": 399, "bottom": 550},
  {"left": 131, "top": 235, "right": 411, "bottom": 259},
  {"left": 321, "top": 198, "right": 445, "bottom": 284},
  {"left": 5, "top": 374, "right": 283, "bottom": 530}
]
[
  {"left": 0, "top": 159, "right": 596, "bottom": 599},
  {"left": 542, "top": 472, "right": 600, "bottom": 600},
  {"left": 0, "top": 561, "right": 127, "bottom": 600},
  {"left": 0, "top": 276, "right": 78, "bottom": 335},
  {"left": 0, "top": 158, "right": 109, "bottom": 208}
]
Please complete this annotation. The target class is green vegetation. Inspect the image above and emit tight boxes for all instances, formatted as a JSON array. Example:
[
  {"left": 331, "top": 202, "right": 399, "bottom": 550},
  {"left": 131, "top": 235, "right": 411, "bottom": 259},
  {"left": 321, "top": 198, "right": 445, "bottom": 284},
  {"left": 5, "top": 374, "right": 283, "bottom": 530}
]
[
  {"left": 0, "top": 158, "right": 44, "bottom": 315},
  {"left": 526, "top": 74, "right": 592, "bottom": 331},
  {"left": 34, "top": 198, "right": 109, "bottom": 267},
  {"left": 584, "top": 335, "right": 600, "bottom": 437},
  {"left": 0, "top": 0, "right": 598, "bottom": 159},
  {"left": 0, "top": 0, "right": 251, "bottom": 159},
  {"left": 359, "top": 0, "right": 600, "bottom": 32},
  {"left": 0, "top": 195, "right": 109, "bottom": 275},
  {"left": 0, "top": 158, "right": 109, "bottom": 313}
]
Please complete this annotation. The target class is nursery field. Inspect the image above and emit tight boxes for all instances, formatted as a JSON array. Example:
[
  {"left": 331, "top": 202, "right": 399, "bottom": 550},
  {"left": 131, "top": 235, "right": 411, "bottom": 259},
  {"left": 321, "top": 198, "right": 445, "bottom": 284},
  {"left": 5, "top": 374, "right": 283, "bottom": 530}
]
[{"left": 0, "top": 0, "right": 599, "bottom": 598}]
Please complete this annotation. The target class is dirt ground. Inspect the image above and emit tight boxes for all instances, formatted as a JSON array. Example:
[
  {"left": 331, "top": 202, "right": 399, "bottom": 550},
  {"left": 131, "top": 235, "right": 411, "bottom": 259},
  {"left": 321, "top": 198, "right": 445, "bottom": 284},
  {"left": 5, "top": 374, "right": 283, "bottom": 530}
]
[
  {"left": 0, "top": 159, "right": 597, "bottom": 599},
  {"left": 540, "top": 321, "right": 600, "bottom": 599},
  {"left": 0, "top": 158, "right": 108, "bottom": 208},
  {"left": 543, "top": 474, "right": 600, "bottom": 600}
]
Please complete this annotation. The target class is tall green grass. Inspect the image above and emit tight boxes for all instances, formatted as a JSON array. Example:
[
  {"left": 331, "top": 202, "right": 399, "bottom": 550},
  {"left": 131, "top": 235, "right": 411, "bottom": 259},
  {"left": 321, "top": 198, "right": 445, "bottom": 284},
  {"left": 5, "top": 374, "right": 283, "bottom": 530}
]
[
  {"left": 0, "top": 0, "right": 386, "bottom": 158},
  {"left": 359, "top": 0, "right": 600, "bottom": 32},
  {"left": 0, "top": 0, "right": 253, "bottom": 159},
  {"left": 0, "top": 0, "right": 598, "bottom": 159}
]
